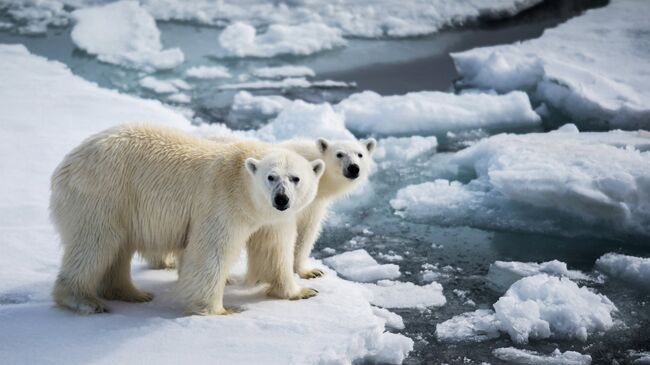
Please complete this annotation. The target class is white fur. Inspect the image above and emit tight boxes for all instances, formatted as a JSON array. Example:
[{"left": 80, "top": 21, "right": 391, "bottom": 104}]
[{"left": 50, "top": 124, "right": 323, "bottom": 315}]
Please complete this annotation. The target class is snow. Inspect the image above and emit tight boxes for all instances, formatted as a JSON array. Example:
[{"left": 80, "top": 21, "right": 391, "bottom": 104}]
[
  {"left": 139, "top": 76, "right": 191, "bottom": 94},
  {"left": 167, "top": 93, "right": 191, "bottom": 104},
  {"left": 232, "top": 91, "right": 293, "bottom": 115},
  {"left": 185, "top": 65, "right": 231, "bottom": 79},
  {"left": 492, "top": 347, "right": 592, "bottom": 365},
  {"left": 487, "top": 260, "right": 591, "bottom": 293},
  {"left": 392, "top": 125, "right": 650, "bottom": 237},
  {"left": 70, "top": 1, "right": 184, "bottom": 71},
  {"left": 253, "top": 66, "right": 315, "bottom": 79},
  {"left": 596, "top": 253, "right": 650, "bottom": 290},
  {"left": 494, "top": 274, "right": 617, "bottom": 344},
  {"left": 361, "top": 280, "right": 446, "bottom": 309},
  {"left": 0, "top": 44, "right": 412, "bottom": 365},
  {"left": 436, "top": 309, "right": 501, "bottom": 342},
  {"left": 323, "top": 250, "right": 401, "bottom": 283},
  {"left": 437, "top": 274, "right": 616, "bottom": 344},
  {"left": 220, "top": 77, "right": 354, "bottom": 90},
  {"left": 216, "top": 22, "right": 346, "bottom": 58},
  {"left": 452, "top": 0, "right": 650, "bottom": 130},
  {"left": 336, "top": 90, "right": 540, "bottom": 136},
  {"left": 377, "top": 253, "right": 404, "bottom": 262}
]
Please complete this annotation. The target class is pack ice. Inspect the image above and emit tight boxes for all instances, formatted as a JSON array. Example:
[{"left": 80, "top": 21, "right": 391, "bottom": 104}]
[
  {"left": 392, "top": 125, "right": 650, "bottom": 238},
  {"left": 452, "top": 0, "right": 650, "bottom": 130},
  {"left": 0, "top": 44, "right": 413, "bottom": 365}
]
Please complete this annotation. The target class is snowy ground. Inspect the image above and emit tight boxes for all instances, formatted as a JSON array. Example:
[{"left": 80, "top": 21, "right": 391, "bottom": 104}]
[{"left": 1, "top": 0, "right": 650, "bottom": 364}]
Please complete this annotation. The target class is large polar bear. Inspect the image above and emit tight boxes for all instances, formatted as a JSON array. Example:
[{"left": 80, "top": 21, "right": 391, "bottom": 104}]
[
  {"left": 50, "top": 124, "right": 324, "bottom": 315},
  {"left": 146, "top": 136, "right": 376, "bottom": 283}
]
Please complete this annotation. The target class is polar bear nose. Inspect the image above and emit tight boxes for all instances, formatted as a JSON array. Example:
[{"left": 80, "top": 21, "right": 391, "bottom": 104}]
[
  {"left": 273, "top": 193, "right": 290, "bottom": 211},
  {"left": 345, "top": 164, "right": 360, "bottom": 179}
]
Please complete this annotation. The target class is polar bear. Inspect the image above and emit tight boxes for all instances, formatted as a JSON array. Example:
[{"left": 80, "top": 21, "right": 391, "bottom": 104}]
[
  {"left": 145, "top": 136, "right": 376, "bottom": 282},
  {"left": 50, "top": 124, "right": 324, "bottom": 315}
]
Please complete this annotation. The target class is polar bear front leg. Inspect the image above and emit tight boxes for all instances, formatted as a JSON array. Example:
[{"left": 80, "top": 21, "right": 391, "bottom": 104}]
[
  {"left": 294, "top": 202, "right": 329, "bottom": 279},
  {"left": 248, "top": 222, "right": 318, "bottom": 300},
  {"left": 178, "top": 220, "right": 245, "bottom": 315}
]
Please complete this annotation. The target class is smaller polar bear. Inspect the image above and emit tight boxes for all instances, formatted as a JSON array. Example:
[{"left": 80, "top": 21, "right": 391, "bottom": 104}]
[
  {"left": 50, "top": 124, "right": 324, "bottom": 315},
  {"left": 146, "top": 136, "right": 376, "bottom": 284}
]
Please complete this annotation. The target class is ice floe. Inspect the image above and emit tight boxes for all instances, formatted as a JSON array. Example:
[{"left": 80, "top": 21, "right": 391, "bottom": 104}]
[
  {"left": 392, "top": 125, "right": 650, "bottom": 237},
  {"left": 252, "top": 65, "right": 315, "bottom": 79},
  {"left": 437, "top": 274, "right": 616, "bottom": 344},
  {"left": 336, "top": 90, "right": 540, "bottom": 136},
  {"left": 492, "top": 347, "right": 592, "bottom": 365},
  {"left": 216, "top": 22, "right": 346, "bottom": 58},
  {"left": 220, "top": 77, "right": 354, "bottom": 90},
  {"left": 487, "top": 260, "right": 591, "bottom": 293},
  {"left": 0, "top": 43, "right": 412, "bottom": 365},
  {"left": 70, "top": 1, "right": 184, "bottom": 71},
  {"left": 139, "top": 76, "right": 191, "bottom": 94},
  {"left": 596, "top": 253, "right": 650, "bottom": 291},
  {"left": 323, "top": 249, "right": 401, "bottom": 282},
  {"left": 232, "top": 91, "right": 293, "bottom": 115},
  {"left": 452, "top": 0, "right": 650, "bottom": 129},
  {"left": 362, "top": 280, "right": 446, "bottom": 309},
  {"left": 185, "top": 65, "right": 231, "bottom": 79}
]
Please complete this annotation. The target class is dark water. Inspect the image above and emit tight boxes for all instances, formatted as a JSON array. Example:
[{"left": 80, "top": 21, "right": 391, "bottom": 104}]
[{"left": 3, "top": 0, "right": 649, "bottom": 364}]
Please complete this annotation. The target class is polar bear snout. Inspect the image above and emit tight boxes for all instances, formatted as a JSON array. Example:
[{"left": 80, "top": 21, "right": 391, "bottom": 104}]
[
  {"left": 273, "top": 190, "right": 290, "bottom": 211},
  {"left": 344, "top": 163, "right": 360, "bottom": 179}
]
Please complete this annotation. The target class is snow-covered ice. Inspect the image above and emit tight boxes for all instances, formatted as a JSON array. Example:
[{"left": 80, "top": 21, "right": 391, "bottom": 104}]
[
  {"left": 323, "top": 249, "right": 401, "bottom": 283},
  {"left": 452, "top": 0, "right": 650, "bottom": 129},
  {"left": 0, "top": 44, "right": 413, "bottom": 365},
  {"left": 361, "top": 280, "right": 446, "bottom": 309},
  {"left": 216, "top": 22, "right": 346, "bottom": 58},
  {"left": 372, "top": 307, "right": 405, "bottom": 330},
  {"left": 336, "top": 90, "right": 540, "bottom": 136},
  {"left": 185, "top": 65, "right": 231, "bottom": 79},
  {"left": 487, "top": 260, "right": 591, "bottom": 293},
  {"left": 492, "top": 347, "right": 592, "bottom": 365},
  {"left": 437, "top": 274, "right": 616, "bottom": 344},
  {"left": 596, "top": 253, "right": 650, "bottom": 290},
  {"left": 70, "top": 1, "right": 184, "bottom": 71},
  {"left": 220, "top": 77, "right": 354, "bottom": 90},
  {"left": 252, "top": 66, "right": 315, "bottom": 79},
  {"left": 436, "top": 309, "right": 501, "bottom": 342},
  {"left": 167, "top": 93, "right": 191, "bottom": 104},
  {"left": 494, "top": 274, "right": 616, "bottom": 344},
  {"left": 374, "top": 136, "right": 438, "bottom": 164},
  {"left": 392, "top": 125, "right": 650, "bottom": 237}
]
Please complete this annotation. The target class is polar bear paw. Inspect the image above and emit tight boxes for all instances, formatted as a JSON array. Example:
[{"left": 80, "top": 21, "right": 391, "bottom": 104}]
[
  {"left": 188, "top": 304, "right": 242, "bottom": 316},
  {"left": 103, "top": 288, "right": 154, "bottom": 303},
  {"left": 299, "top": 268, "right": 325, "bottom": 279},
  {"left": 289, "top": 287, "right": 318, "bottom": 301}
]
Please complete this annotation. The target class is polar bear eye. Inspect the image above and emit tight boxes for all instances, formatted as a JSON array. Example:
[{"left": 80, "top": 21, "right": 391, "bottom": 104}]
[
  {"left": 267, "top": 175, "right": 276, "bottom": 182},
  {"left": 358, "top": 153, "right": 363, "bottom": 158},
  {"left": 336, "top": 152, "right": 344, "bottom": 159},
  {"left": 290, "top": 176, "right": 300, "bottom": 184}
]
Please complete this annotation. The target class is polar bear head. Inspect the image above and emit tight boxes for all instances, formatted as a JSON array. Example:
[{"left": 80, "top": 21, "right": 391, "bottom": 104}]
[
  {"left": 315, "top": 138, "right": 376, "bottom": 196},
  {"left": 245, "top": 150, "right": 324, "bottom": 216}
]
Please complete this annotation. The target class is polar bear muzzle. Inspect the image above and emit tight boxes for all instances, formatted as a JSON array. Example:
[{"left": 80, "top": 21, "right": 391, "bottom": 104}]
[{"left": 273, "top": 185, "right": 290, "bottom": 211}]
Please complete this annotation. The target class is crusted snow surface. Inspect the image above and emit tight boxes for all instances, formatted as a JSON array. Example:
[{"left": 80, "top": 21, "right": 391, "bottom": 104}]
[
  {"left": 70, "top": 1, "right": 184, "bottom": 71},
  {"left": 216, "top": 22, "right": 346, "bottom": 58},
  {"left": 323, "top": 249, "right": 401, "bottom": 283},
  {"left": 392, "top": 125, "right": 650, "bottom": 237},
  {"left": 0, "top": 44, "right": 413, "bottom": 365},
  {"left": 336, "top": 90, "right": 540, "bottom": 136},
  {"left": 596, "top": 253, "right": 650, "bottom": 290},
  {"left": 452, "top": 0, "right": 650, "bottom": 129},
  {"left": 492, "top": 347, "right": 592, "bottom": 365}
]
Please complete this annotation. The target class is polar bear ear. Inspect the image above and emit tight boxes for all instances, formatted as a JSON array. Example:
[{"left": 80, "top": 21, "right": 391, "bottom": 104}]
[
  {"left": 245, "top": 158, "right": 259, "bottom": 175},
  {"left": 316, "top": 138, "right": 329, "bottom": 153},
  {"left": 311, "top": 159, "right": 325, "bottom": 178},
  {"left": 363, "top": 138, "right": 377, "bottom": 154}
]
